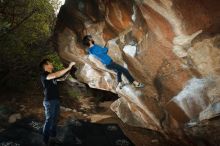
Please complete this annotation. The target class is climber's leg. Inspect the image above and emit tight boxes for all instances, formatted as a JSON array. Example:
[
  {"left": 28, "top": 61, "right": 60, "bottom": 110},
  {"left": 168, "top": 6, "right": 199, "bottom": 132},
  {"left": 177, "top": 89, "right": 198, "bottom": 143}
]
[
  {"left": 106, "top": 62, "right": 144, "bottom": 88},
  {"left": 107, "top": 62, "right": 134, "bottom": 83},
  {"left": 106, "top": 62, "right": 123, "bottom": 83},
  {"left": 118, "top": 65, "right": 135, "bottom": 84},
  {"left": 116, "top": 65, "right": 144, "bottom": 88}
]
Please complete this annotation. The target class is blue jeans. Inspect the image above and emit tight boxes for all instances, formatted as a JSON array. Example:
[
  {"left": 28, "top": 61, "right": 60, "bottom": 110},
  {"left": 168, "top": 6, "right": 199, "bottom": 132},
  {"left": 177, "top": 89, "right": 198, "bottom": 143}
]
[
  {"left": 106, "top": 62, "right": 135, "bottom": 83},
  {"left": 43, "top": 99, "right": 60, "bottom": 144}
]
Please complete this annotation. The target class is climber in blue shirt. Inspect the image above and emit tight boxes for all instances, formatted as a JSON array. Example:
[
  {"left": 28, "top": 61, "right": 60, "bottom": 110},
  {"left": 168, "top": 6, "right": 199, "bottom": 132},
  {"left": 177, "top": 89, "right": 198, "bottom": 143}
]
[{"left": 82, "top": 35, "right": 144, "bottom": 89}]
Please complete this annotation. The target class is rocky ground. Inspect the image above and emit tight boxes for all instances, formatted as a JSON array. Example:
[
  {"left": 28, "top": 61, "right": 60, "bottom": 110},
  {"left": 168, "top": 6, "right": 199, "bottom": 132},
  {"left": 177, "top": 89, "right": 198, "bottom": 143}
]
[{"left": 0, "top": 83, "right": 182, "bottom": 146}]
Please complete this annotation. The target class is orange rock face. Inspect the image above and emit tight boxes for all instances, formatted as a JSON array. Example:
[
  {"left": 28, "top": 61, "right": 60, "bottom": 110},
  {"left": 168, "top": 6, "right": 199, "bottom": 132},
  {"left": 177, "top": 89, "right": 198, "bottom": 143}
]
[{"left": 53, "top": 0, "right": 220, "bottom": 145}]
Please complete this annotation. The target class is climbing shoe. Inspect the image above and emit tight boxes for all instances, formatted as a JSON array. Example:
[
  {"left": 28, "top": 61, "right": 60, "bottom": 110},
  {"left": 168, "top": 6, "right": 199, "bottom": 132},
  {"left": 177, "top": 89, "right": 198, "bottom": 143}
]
[
  {"left": 133, "top": 82, "right": 145, "bottom": 88},
  {"left": 118, "top": 82, "right": 126, "bottom": 89}
]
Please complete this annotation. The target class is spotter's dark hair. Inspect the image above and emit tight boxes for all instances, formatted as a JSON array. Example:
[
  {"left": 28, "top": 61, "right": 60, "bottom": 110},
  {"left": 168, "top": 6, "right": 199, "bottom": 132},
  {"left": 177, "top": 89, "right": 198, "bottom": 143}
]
[{"left": 39, "top": 58, "right": 51, "bottom": 72}]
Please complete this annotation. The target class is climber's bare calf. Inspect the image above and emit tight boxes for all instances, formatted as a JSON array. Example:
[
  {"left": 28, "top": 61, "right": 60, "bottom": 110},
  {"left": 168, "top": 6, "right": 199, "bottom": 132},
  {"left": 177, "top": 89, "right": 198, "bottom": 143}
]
[{"left": 82, "top": 35, "right": 144, "bottom": 89}]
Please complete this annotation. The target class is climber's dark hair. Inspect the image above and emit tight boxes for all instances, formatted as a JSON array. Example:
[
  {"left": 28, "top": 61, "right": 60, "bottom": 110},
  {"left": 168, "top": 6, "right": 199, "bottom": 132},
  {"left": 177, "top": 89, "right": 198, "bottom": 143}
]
[
  {"left": 82, "top": 35, "right": 94, "bottom": 47},
  {"left": 39, "top": 58, "right": 51, "bottom": 72}
]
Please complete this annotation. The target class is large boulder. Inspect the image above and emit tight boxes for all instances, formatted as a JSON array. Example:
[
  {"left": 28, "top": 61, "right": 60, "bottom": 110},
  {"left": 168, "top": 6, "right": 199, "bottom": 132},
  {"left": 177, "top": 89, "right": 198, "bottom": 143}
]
[{"left": 53, "top": 0, "right": 220, "bottom": 144}]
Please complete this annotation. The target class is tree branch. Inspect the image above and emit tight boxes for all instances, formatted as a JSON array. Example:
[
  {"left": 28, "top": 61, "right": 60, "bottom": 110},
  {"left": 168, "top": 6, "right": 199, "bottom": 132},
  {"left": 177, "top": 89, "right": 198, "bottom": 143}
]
[{"left": 0, "top": 9, "right": 37, "bottom": 38}]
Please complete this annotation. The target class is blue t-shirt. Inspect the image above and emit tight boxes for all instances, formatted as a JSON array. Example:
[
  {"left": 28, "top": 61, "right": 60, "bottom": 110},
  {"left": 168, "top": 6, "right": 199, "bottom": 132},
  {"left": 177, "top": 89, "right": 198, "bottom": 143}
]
[{"left": 88, "top": 44, "right": 112, "bottom": 65}]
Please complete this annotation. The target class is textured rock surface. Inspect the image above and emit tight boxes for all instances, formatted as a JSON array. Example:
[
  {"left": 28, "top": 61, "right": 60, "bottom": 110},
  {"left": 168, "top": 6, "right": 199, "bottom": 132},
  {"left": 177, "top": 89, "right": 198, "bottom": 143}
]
[{"left": 53, "top": 0, "right": 220, "bottom": 144}]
